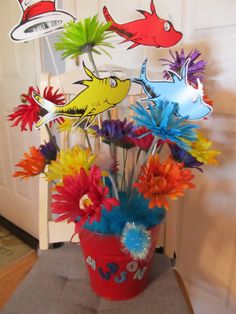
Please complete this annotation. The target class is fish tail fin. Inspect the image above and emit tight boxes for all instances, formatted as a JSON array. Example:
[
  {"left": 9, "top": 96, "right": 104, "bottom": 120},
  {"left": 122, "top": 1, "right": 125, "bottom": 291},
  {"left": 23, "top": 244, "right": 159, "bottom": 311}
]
[
  {"left": 36, "top": 113, "right": 56, "bottom": 128},
  {"left": 32, "top": 92, "right": 57, "bottom": 128},
  {"left": 103, "top": 6, "right": 116, "bottom": 28},
  {"left": 131, "top": 59, "right": 148, "bottom": 84},
  {"left": 140, "top": 59, "right": 148, "bottom": 80}
]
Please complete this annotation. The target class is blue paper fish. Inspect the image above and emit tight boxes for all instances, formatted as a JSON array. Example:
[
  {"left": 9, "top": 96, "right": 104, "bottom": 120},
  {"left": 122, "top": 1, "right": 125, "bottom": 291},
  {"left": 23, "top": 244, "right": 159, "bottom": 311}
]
[{"left": 132, "top": 59, "right": 213, "bottom": 120}]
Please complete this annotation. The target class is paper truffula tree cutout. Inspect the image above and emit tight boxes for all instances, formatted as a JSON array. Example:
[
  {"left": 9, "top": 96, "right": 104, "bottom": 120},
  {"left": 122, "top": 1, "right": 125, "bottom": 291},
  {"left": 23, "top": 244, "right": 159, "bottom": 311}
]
[
  {"left": 33, "top": 63, "right": 131, "bottom": 129},
  {"left": 133, "top": 59, "right": 213, "bottom": 120},
  {"left": 103, "top": 0, "right": 182, "bottom": 49},
  {"left": 10, "top": 0, "right": 74, "bottom": 42}
]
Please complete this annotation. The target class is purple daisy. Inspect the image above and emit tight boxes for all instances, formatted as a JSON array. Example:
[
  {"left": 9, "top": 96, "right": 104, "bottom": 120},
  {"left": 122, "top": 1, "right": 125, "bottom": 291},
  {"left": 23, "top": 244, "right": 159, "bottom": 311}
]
[
  {"left": 160, "top": 49, "right": 207, "bottom": 85},
  {"left": 169, "top": 143, "right": 203, "bottom": 172},
  {"left": 91, "top": 119, "right": 137, "bottom": 142},
  {"left": 40, "top": 138, "right": 57, "bottom": 164}
]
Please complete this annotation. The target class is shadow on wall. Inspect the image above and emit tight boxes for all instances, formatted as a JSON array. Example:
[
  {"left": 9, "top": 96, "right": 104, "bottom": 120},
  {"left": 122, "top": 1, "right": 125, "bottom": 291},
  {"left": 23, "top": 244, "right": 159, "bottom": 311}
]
[{"left": 171, "top": 42, "right": 236, "bottom": 311}]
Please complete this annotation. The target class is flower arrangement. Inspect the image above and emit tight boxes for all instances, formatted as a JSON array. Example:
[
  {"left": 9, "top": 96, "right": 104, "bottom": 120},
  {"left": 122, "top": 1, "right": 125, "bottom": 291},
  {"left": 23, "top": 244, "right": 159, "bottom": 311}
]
[{"left": 8, "top": 11, "right": 220, "bottom": 269}]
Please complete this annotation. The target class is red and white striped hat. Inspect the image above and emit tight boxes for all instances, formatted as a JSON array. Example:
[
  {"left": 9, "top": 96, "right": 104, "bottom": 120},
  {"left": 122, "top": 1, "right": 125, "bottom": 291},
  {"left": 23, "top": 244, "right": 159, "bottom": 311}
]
[{"left": 10, "top": 0, "right": 74, "bottom": 42}]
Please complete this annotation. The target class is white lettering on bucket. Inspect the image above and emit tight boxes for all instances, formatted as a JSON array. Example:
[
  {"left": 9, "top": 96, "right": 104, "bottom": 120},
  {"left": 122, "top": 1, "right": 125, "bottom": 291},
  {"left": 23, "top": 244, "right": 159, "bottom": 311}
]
[
  {"left": 87, "top": 256, "right": 96, "bottom": 270},
  {"left": 126, "top": 261, "right": 138, "bottom": 273},
  {"left": 133, "top": 267, "right": 147, "bottom": 280}
]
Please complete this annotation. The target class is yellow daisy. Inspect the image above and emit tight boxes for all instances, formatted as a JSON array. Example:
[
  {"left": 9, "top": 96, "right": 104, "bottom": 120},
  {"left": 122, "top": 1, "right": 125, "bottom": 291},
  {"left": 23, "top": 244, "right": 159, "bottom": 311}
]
[
  {"left": 57, "top": 118, "right": 76, "bottom": 133},
  {"left": 186, "top": 132, "right": 220, "bottom": 165},
  {"left": 47, "top": 145, "right": 96, "bottom": 181}
]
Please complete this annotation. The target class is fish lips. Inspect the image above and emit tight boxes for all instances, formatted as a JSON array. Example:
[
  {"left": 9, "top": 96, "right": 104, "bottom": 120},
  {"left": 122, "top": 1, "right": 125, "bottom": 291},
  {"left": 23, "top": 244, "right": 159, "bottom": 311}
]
[
  {"left": 178, "top": 102, "right": 213, "bottom": 120},
  {"left": 131, "top": 77, "right": 142, "bottom": 84},
  {"left": 160, "top": 31, "right": 183, "bottom": 48}
]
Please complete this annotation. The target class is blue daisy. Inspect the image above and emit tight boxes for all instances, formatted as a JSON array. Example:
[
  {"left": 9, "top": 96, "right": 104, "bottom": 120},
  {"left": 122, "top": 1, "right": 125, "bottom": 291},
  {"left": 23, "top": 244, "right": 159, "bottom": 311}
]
[{"left": 131, "top": 100, "right": 198, "bottom": 151}]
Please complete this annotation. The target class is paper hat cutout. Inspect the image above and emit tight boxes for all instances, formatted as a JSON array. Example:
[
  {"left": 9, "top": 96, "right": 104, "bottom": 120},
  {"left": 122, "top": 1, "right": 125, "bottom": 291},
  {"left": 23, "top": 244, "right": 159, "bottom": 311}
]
[
  {"left": 103, "top": 0, "right": 182, "bottom": 49},
  {"left": 132, "top": 59, "right": 213, "bottom": 120},
  {"left": 10, "top": 0, "right": 74, "bottom": 42},
  {"left": 33, "top": 63, "right": 131, "bottom": 129}
]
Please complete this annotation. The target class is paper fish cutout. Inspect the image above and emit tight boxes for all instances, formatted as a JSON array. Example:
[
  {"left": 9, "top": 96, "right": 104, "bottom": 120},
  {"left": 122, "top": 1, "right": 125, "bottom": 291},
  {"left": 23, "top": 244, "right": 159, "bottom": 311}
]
[
  {"left": 33, "top": 63, "right": 131, "bottom": 129},
  {"left": 132, "top": 59, "right": 213, "bottom": 120},
  {"left": 103, "top": 0, "right": 182, "bottom": 49},
  {"left": 10, "top": 0, "right": 74, "bottom": 42}
]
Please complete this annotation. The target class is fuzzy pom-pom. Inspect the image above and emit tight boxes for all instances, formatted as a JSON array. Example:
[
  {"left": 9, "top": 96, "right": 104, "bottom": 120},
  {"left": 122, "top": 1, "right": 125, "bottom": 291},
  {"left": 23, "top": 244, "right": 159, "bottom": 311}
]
[{"left": 121, "top": 222, "right": 151, "bottom": 260}]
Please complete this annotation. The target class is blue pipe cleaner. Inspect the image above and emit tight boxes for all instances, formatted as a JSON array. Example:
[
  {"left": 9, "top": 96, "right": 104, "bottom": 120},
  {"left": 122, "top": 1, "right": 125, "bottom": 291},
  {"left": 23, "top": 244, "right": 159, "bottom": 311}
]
[{"left": 83, "top": 192, "right": 166, "bottom": 235}]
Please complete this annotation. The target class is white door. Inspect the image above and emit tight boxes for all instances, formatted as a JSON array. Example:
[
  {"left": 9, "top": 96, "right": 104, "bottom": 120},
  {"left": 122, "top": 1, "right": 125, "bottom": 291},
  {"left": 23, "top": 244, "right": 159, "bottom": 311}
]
[
  {"left": 0, "top": 1, "right": 41, "bottom": 238},
  {"left": 64, "top": 1, "right": 236, "bottom": 312}
]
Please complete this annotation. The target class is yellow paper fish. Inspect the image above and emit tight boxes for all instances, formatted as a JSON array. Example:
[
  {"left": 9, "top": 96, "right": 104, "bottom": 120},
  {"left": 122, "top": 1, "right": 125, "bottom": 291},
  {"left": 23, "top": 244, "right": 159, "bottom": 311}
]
[{"left": 33, "top": 63, "right": 131, "bottom": 129}]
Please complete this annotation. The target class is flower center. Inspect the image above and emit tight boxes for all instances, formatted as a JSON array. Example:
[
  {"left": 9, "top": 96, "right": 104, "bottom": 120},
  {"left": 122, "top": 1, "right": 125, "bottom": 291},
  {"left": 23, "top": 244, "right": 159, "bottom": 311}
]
[
  {"left": 79, "top": 194, "right": 93, "bottom": 210},
  {"left": 151, "top": 176, "right": 167, "bottom": 192}
]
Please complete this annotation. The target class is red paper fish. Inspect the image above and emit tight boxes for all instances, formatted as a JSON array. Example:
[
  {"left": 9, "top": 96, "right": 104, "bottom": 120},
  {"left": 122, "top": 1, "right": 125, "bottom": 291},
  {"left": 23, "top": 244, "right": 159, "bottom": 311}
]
[{"left": 103, "top": 0, "right": 183, "bottom": 49}]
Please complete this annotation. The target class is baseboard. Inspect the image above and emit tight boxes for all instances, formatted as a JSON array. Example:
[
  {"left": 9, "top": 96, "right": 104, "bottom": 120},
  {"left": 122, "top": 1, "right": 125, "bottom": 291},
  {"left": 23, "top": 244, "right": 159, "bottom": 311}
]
[
  {"left": 155, "top": 247, "right": 164, "bottom": 254},
  {"left": 0, "top": 215, "right": 39, "bottom": 250}
]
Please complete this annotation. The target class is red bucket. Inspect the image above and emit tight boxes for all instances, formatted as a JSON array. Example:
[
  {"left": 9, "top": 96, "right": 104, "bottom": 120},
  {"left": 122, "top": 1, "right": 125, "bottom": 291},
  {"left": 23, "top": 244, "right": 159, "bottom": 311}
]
[{"left": 79, "top": 225, "right": 160, "bottom": 300}]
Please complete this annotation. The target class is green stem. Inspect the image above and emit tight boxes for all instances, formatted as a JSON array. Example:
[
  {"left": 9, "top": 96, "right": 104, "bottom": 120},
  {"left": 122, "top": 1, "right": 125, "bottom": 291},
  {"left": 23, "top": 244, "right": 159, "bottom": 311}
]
[
  {"left": 128, "top": 147, "right": 142, "bottom": 197},
  {"left": 45, "top": 124, "right": 60, "bottom": 152},
  {"left": 121, "top": 149, "right": 128, "bottom": 191},
  {"left": 87, "top": 50, "right": 99, "bottom": 77},
  {"left": 157, "top": 143, "right": 164, "bottom": 154},
  {"left": 110, "top": 142, "right": 118, "bottom": 186},
  {"left": 83, "top": 128, "right": 92, "bottom": 151},
  {"left": 43, "top": 171, "right": 57, "bottom": 186},
  {"left": 108, "top": 172, "right": 119, "bottom": 200},
  {"left": 145, "top": 136, "right": 158, "bottom": 163}
]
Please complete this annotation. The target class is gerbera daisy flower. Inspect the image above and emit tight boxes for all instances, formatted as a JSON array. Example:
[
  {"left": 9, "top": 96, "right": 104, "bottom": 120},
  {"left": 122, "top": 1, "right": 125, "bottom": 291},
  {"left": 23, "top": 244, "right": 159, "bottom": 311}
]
[
  {"left": 47, "top": 145, "right": 96, "bottom": 181},
  {"left": 160, "top": 48, "right": 207, "bottom": 85},
  {"left": 55, "top": 15, "right": 114, "bottom": 59},
  {"left": 51, "top": 166, "right": 120, "bottom": 231},
  {"left": 132, "top": 126, "right": 154, "bottom": 152},
  {"left": 57, "top": 118, "right": 77, "bottom": 133},
  {"left": 134, "top": 154, "right": 195, "bottom": 210},
  {"left": 169, "top": 143, "right": 203, "bottom": 172},
  {"left": 13, "top": 146, "right": 46, "bottom": 179},
  {"left": 186, "top": 132, "right": 220, "bottom": 165},
  {"left": 91, "top": 118, "right": 137, "bottom": 149},
  {"left": 39, "top": 139, "right": 57, "bottom": 164},
  {"left": 91, "top": 119, "right": 136, "bottom": 141},
  {"left": 8, "top": 87, "right": 40, "bottom": 131},
  {"left": 131, "top": 101, "right": 198, "bottom": 151},
  {"left": 8, "top": 86, "right": 66, "bottom": 132}
]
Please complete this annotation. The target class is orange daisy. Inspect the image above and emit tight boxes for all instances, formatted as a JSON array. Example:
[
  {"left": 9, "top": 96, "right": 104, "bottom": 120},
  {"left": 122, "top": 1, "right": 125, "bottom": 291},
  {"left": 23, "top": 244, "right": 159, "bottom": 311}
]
[
  {"left": 13, "top": 146, "right": 46, "bottom": 179},
  {"left": 134, "top": 154, "right": 195, "bottom": 210}
]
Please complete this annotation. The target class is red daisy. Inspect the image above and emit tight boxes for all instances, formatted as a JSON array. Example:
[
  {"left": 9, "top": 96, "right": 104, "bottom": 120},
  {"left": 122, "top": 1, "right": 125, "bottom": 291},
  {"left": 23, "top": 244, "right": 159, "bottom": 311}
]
[
  {"left": 8, "top": 86, "right": 39, "bottom": 131},
  {"left": 132, "top": 127, "right": 154, "bottom": 151},
  {"left": 8, "top": 86, "right": 66, "bottom": 131},
  {"left": 51, "top": 166, "right": 120, "bottom": 233}
]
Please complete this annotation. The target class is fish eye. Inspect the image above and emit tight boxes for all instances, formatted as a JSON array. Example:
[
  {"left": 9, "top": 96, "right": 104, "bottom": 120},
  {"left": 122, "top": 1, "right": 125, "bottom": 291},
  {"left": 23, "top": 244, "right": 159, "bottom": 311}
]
[
  {"left": 109, "top": 78, "right": 117, "bottom": 88},
  {"left": 164, "top": 21, "right": 171, "bottom": 32}
]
